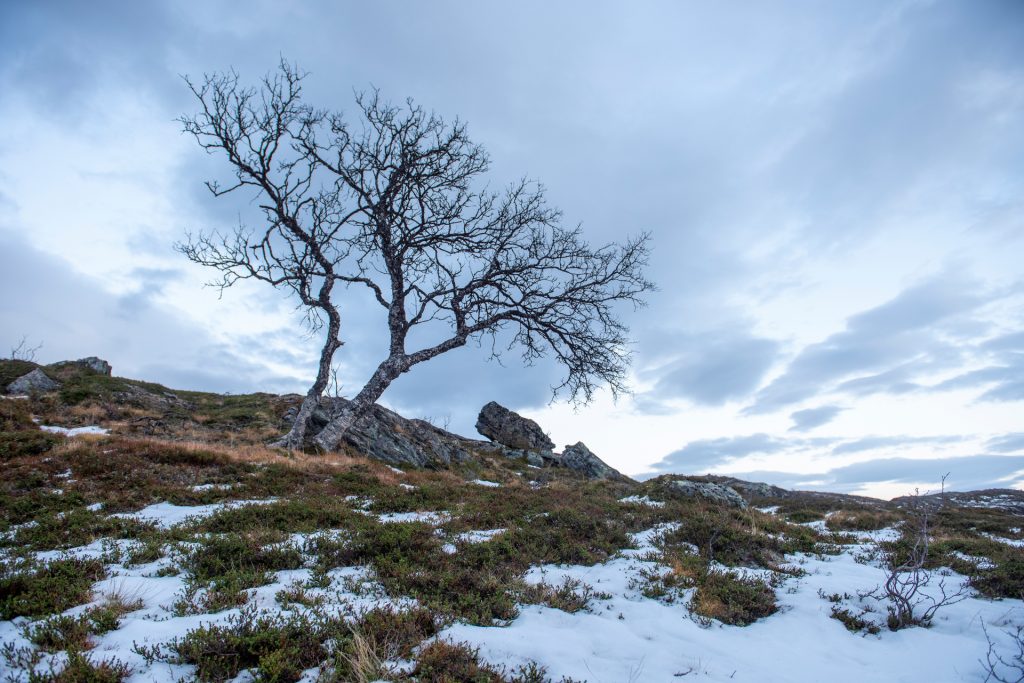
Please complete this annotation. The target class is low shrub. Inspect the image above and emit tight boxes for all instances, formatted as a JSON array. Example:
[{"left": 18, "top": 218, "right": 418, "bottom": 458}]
[
  {"left": 0, "top": 558, "right": 105, "bottom": 620},
  {"left": 690, "top": 570, "right": 777, "bottom": 626}
]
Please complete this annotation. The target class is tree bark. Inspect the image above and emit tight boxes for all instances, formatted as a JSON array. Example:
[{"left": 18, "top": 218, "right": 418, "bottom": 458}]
[
  {"left": 273, "top": 302, "right": 342, "bottom": 450},
  {"left": 311, "top": 355, "right": 409, "bottom": 452}
]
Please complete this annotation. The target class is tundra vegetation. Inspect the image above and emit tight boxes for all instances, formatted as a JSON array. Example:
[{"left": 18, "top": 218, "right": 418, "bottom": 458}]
[{"left": 1, "top": 359, "right": 1024, "bottom": 681}]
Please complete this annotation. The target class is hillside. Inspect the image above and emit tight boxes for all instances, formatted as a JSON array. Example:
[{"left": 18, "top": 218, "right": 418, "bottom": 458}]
[{"left": 1, "top": 359, "right": 1023, "bottom": 682}]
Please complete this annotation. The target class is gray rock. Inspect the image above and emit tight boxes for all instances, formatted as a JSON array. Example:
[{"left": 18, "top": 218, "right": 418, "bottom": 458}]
[
  {"left": 475, "top": 401, "right": 554, "bottom": 451},
  {"left": 500, "top": 448, "right": 550, "bottom": 468},
  {"left": 51, "top": 357, "right": 112, "bottom": 376},
  {"left": 669, "top": 479, "right": 748, "bottom": 508},
  {"left": 559, "top": 441, "right": 621, "bottom": 480},
  {"left": 298, "top": 397, "right": 482, "bottom": 468},
  {"left": 6, "top": 368, "right": 61, "bottom": 395}
]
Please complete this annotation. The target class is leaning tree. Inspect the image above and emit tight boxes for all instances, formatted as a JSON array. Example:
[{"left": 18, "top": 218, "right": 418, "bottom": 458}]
[{"left": 178, "top": 61, "right": 653, "bottom": 452}]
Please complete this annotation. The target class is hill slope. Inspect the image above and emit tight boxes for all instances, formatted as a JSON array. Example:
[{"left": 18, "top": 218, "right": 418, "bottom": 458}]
[{"left": 1, "top": 359, "right": 1023, "bottom": 682}]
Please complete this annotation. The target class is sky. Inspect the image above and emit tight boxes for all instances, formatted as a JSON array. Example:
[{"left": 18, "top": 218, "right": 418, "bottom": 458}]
[{"left": 1, "top": 1, "right": 1023, "bottom": 498}]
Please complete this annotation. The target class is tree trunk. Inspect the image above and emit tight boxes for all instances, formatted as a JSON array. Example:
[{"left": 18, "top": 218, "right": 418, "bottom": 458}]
[
  {"left": 312, "top": 355, "right": 408, "bottom": 452},
  {"left": 272, "top": 306, "right": 342, "bottom": 450}
]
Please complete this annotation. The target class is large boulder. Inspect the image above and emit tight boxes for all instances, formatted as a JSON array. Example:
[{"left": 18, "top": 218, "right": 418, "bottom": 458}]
[
  {"left": 475, "top": 401, "right": 554, "bottom": 451},
  {"left": 6, "top": 369, "right": 61, "bottom": 395},
  {"left": 559, "top": 442, "right": 621, "bottom": 480},
  {"left": 51, "top": 357, "right": 112, "bottom": 376},
  {"left": 293, "top": 397, "right": 480, "bottom": 468},
  {"left": 668, "top": 479, "right": 748, "bottom": 509}
]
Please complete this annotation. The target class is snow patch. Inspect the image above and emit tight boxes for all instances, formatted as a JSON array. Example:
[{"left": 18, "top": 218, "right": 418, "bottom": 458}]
[
  {"left": 40, "top": 425, "right": 110, "bottom": 436},
  {"left": 111, "top": 499, "right": 278, "bottom": 529},
  {"left": 377, "top": 511, "right": 449, "bottom": 525},
  {"left": 619, "top": 495, "right": 665, "bottom": 508}
]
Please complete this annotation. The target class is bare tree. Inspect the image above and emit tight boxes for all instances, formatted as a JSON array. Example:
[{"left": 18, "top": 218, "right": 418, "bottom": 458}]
[
  {"left": 982, "top": 618, "right": 1024, "bottom": 683},
  {"left": 178, "top": 61, "right": 653, "bottom": 452},
  {"left": 9, "top": 335, "right": 42, "bottom": 362},
  {"left": 867, "top": 475, "right": 968, "bottom": 630}
]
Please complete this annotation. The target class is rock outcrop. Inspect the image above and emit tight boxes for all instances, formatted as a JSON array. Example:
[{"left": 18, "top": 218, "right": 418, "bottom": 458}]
[
  {"left": 666, "top": 478, "right": 748, "bottom": 508},
  {"left": 559, "top": 442, "right": 619, "bottom": 480},
  {"left": 6, "top": 369, "right": 61, "bottom": 395},
  {"left": 475, "top": 401, "right": 555, "bottom": 452},
  {"left": 291, "top": 397, "right": 487, "bottom": 468},
  {"left": 51, "top": 357, "right": 112, "bottom": 376}
]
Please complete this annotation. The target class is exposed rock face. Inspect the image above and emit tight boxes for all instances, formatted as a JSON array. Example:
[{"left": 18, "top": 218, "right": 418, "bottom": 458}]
[
  {"left": 294, "top": 397, "right": 483, "bottom": 468},
  {"left": 668, "top": 479, "right": 748, "bottom": 509},
  {"left": 559, "top": 442, "right": 619, "bottom": 480},
  {"left": 6, "top": 369, "right": 61, "bottom": 395},
  {"left": 283, "top": 397, "right": 627, "bottom": 478},
  {"left": 475, "top": 401, "right": 555, "bottom": 451},
  {"left": 51, "top": 357, "right": 112, "bottom": 376}
]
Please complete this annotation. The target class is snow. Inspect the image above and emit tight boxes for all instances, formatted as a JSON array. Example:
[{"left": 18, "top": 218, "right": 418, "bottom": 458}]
[
  {"left": 983, "top": 533, "right": 1024, "bottom": 548},
  {"left": 440, "top": 526, "right": 1024, "bottom": 682},
  {"left": 618, "top": 495, "right": 665, "bottom": 508},
  {"left": 0, "top": 529, "right": 413, "bottom": 683},
  {"left": 472, "top": 479, "right": 501, "bottom": 488},
  {"left": 387, "top": 466, "right": 404, "bottom": 475},
  {"left": 39, "top": 424, "right": 110, "bottom": 436},
  {"left": 190, "top": 483, "right": 233, "bottom": 492},
  {"left": 111, "top": 499, "right": 278, "bottom": 529},
  {"left": 5, "top": 497, "right": 1024, "bottom": 681},
  {"left": 377, "top": 511, "right": 449, "bottom": 525}
]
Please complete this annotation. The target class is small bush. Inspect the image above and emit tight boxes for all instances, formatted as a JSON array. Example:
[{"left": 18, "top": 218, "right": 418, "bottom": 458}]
[
  {"left": 519, "top": 576, "right": 610, "bottom": 613},
  {"left": 0, "top": 430, "right": 62, "bottom": 460},
  {"left": 829, "top": 606, "right": 881, "bottom": 635},
  {"left": 826, "top": 510, "right": 898, "bottom": 532},
  {"left": 0, "top": 558, "right": 105, "bottom": 620},
  {"left": 410, "top": 641, "right": 508, "bottom": 682},
  {"left": 690, "top": 570, "right": 777, "bottom": 626},
  {"left": 163, "top": 607, "right": 339, "bottom": 682}
]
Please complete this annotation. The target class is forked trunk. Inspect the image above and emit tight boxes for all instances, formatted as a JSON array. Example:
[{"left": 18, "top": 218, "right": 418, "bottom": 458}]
[
  {"left": 272, "top": 309, "right": 342, "bottom": 450},
  {"left": 311, "top": 355, "right": 409, "bottom": 452}
]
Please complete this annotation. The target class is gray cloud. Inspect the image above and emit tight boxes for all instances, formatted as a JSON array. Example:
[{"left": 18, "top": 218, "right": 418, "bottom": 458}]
[
  {"left": 987, "top": 433, "right": 1024, "bottom": 454},
  {"left": 0, "top": 229, "right": 304, "bottom": 395},
  {"left": 789, "top": 405, "right": 844, "bottom": 432},
  {"left": 636, "top": 329, "right": 779, "bottom": 409},
  {"left": 830, "top": 434, "right": 965, "bottom": 456},
  {"left": 647, "top": 433, "right": 793, "bottom": 475},
  {"left": 726, "top": 455, "right": 1024, "bottom": 497},
  {"left": 746, "top": 273, "right": 987, "bottom": 414},
  {"left": 2, "top": 1, "right": 1024, "bottom": 485},
  {"left": 926, "top": 329, "right": 1024, "bottom": 403}
]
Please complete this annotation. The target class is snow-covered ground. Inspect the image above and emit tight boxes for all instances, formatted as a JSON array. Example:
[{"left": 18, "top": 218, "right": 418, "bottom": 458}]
[
  {"left": 39, "top": 425, "right": 110, "bottom": 437},
  {"left": 110, "top": 499, "right": 279, "bottom": 529},
  {"left": 442, "top": 526, "right": 1024, "bottom": 682},
  {"left": 2, "top": 499, "right": 1023, "bottom": 682}
]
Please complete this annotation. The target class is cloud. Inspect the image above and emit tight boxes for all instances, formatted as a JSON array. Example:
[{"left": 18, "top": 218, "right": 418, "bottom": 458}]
[
  {"left": 834, "top": 365, "right": 921, "bottom": 397},
  {"left": 635, "top": 329, "right": 780, "bottom": 410},
  {"left": 0, "top": 229, "right": 303, "bottom": 394},
  {"left": 987, "top": 433, "right": 1024, "bottom": 454},
  {"left": 746, "top": 273, "right": 987, "bottom": 414},
  {"left": 647, "top": 433, "right": 791, "bottom": 475},
  {"left": 728, "top": 455, "right": 1024, "bottom": 497},
  {"left": 830, "top": 434, "right": 965, "bottom": 456},
  {"left": 789, "top": 405, "right": 844, "bottom": 432},
  {"left": 926, "top": 330, "right": 1024, "bottom": 403}
]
